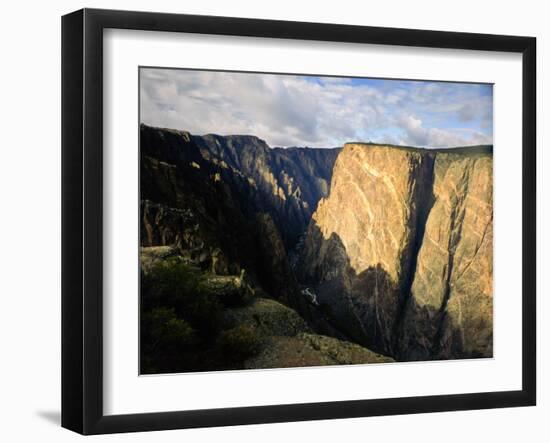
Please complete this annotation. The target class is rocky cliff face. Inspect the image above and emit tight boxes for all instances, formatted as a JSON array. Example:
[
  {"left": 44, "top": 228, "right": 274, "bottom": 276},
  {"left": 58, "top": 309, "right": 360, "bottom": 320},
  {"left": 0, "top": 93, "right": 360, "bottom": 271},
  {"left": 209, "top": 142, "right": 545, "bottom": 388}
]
[
  {"left": 299, "top": 143, "right": 493, "bottom": 360},
  {"left": 194, "top": 133, "right": 340, "bottom": 247},
  {"left": 401, "top": 150, "right": 493, "bottom": 359},
  {"left": 140, "top": 124, "right": 339, "bottom": 306}
]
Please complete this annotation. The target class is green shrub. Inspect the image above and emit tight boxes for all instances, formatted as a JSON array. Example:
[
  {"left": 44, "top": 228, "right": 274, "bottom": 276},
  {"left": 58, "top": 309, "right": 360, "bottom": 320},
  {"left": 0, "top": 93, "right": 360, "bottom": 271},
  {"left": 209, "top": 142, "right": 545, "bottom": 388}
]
[
  {"left": 148, "top": 307, "right": 196, "bottom": 347},
  {"left": 142, "top": 260, "right": 223, "bottom": 339},
  {"left": 142, "top": 259, "right": 204, "bottom": 308},
  {"left": 140, "top": 307, "right": 197, "bottom": 374},
  {"left": 218, "top": 325, "right": 263, "bottom": 361},
  {"left": 141, "top": 259, "right": 261, "bottom": 372}
]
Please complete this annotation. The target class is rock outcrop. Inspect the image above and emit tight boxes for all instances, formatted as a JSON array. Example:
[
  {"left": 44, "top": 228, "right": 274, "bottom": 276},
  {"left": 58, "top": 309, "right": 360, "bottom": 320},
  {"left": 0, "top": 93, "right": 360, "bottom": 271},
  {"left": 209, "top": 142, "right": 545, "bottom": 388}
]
[
  {"left": 299, "top": 143, "right": 493, "bottom": 360},
  {"left": 224, "top": 297, "right": 311, "bottom": 338},
  {"left": 140, "top": 246, "right": 394, "bottom": 373},
  {"left": 245, "top": 333, "right": 394, "bottom": 369}
]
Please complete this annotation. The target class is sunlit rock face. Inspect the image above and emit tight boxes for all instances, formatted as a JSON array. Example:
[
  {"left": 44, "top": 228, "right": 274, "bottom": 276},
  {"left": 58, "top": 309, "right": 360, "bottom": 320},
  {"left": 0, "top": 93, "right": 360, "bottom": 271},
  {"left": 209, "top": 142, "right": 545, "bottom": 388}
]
[
  {"left": 402, "top": 152, "right": 493, "bottom": 359},
  {"left": 299, "top": 143, "right": 493, "bottom": 360}
]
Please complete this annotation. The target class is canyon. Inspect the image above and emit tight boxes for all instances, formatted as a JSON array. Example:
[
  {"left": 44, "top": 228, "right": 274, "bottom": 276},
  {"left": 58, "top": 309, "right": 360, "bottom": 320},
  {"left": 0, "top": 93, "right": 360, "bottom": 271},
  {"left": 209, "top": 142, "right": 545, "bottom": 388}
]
[{"left": 139, "top": 124, "right": 493, "bottom": 372}]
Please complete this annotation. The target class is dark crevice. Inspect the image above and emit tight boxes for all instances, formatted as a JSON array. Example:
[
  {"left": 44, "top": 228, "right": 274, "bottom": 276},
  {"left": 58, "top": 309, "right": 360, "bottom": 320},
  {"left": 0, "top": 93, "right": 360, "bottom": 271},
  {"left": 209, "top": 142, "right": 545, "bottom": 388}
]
[{"left": 392, "top": 153, "right": 436, "bottom": 357}]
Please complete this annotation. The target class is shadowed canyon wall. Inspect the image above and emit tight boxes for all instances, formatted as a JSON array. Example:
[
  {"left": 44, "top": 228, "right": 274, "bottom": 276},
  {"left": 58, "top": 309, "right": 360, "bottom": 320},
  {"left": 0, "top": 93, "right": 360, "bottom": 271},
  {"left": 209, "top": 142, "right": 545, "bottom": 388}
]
[
  {"left": 140, "top": 124, "right": 339, "bottom": 308},
  {"left": 193, "top": 133, "right": 340, "bottom": 248}
]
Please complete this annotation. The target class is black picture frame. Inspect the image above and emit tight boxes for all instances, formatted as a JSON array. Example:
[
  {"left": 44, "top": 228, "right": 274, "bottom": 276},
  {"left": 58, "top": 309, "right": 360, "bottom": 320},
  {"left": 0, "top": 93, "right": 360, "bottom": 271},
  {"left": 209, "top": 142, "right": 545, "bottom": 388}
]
[{"left": 62, "top": 8, "right": 537, "bottom": 435}]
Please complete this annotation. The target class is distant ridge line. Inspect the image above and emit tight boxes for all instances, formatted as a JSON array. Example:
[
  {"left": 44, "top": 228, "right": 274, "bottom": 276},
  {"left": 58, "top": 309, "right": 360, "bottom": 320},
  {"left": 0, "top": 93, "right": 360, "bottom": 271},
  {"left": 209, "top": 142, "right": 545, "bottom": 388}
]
[{"left": 139, "top": 123, "right": 492, "bottom": 153}]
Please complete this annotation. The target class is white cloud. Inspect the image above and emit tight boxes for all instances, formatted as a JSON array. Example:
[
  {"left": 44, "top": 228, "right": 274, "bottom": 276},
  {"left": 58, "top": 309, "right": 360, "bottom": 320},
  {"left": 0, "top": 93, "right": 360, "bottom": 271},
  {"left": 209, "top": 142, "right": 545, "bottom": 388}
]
[
  {"left": 396, "top": 114, "right": 491, "bottom": 148},
  {"left": 140, "top": 69, "right": 492, "bottom": 149}
]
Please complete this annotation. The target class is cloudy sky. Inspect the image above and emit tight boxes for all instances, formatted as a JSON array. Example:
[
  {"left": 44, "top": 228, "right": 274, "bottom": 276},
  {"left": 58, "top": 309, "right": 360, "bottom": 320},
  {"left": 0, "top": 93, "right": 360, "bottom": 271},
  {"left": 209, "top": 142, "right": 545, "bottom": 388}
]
[{"left": 140, "top": 68, "right": 493, "bottom": 149}]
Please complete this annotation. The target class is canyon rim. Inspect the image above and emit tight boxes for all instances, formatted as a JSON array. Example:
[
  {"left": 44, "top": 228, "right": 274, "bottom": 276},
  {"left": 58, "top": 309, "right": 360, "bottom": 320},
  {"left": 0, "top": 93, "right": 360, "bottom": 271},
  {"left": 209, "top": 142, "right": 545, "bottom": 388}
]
[{"left": 139, "top": 68, "right": 493, "bottom": 374}]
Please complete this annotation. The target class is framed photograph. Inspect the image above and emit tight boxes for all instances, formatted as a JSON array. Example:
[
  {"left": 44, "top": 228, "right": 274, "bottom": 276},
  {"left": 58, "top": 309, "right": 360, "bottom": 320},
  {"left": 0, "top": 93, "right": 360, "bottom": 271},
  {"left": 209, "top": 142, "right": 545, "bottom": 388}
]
[{"left": 62, "top": 8, "right": 536, "bottom": 435}]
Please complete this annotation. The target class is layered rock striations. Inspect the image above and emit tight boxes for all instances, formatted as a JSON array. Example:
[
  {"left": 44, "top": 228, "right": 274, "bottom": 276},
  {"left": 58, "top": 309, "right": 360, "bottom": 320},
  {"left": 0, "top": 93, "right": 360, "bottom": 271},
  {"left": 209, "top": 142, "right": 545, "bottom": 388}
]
[
  {"left": 401, "top": 150, "right": 493, "bottom": 359},
  {"left": 194, "top": 133, "right": 340, "bottom": 247},
  {"left": 299, "top": 143, "right": 493, "bottom": 360}
]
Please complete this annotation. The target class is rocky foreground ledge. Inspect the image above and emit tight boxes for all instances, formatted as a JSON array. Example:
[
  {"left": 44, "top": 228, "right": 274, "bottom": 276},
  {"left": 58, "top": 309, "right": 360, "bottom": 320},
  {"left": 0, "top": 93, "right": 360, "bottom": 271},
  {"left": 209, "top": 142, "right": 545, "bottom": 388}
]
[{"left": 140, "top": 247, "right": 393, "bottom": 373}]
